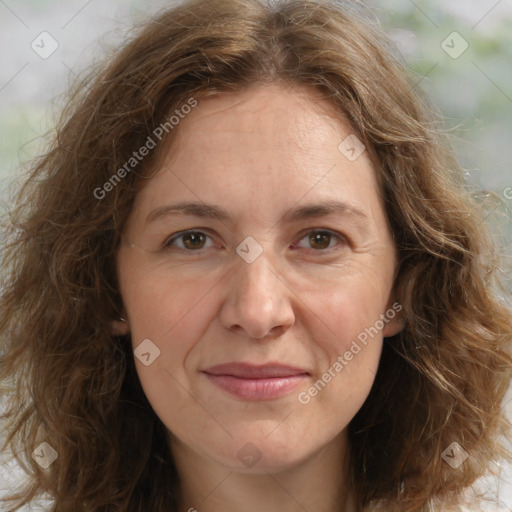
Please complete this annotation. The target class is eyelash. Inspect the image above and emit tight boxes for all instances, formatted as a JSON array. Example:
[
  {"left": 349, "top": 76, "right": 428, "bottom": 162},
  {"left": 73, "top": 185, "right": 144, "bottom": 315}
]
[{"left": 163, "top": 229, "right": 349, "bottom": 254}]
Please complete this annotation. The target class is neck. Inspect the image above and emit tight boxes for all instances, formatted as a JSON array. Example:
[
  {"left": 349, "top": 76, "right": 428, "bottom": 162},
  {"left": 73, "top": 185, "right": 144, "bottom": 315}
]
[{"left": 171, "top": 431, "right": 358, "bottom": 512}]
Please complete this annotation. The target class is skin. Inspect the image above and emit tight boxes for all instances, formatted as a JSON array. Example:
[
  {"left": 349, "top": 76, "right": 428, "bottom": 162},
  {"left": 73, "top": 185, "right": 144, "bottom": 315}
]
[{"left": 115, "top": 83, "right": 403, "bottom": 512}]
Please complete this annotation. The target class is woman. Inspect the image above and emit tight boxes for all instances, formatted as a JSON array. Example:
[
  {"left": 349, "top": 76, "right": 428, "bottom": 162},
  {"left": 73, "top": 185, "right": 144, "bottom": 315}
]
[{"left": 1, "top": 0, "right": 511, "bottom": 510}]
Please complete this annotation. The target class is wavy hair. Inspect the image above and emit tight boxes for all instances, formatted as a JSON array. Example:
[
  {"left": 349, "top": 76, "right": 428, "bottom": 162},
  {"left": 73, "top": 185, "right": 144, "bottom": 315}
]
[{"left": 1, "top": 0, "right": 511, "bottom": 510}]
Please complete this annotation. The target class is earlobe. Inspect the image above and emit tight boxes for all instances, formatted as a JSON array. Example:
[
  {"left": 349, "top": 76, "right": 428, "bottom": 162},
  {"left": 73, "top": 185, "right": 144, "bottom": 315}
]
[
  {"left": 382, "top": 299, "right": 405, "bottom": 338},
  {"left": 112, "top": 317, "right": 130, "bottom": 336},
  {"left": 383, "top": 316, "right": 404, "bottom": 338}
]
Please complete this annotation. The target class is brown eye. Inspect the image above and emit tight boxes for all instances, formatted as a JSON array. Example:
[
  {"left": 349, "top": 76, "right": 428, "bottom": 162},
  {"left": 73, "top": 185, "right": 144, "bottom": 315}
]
[
  {"left": 294, "top": 230, "right": 347, "bottom": 252},
  {"left": 182, "top": 232, "right": 206, "bottom": 250},
  {"left": 309, "top": 231, "right": 332, "bottom": 250},
  {"left": 164, "top": 231, "right": 213, "bottom": 251}
]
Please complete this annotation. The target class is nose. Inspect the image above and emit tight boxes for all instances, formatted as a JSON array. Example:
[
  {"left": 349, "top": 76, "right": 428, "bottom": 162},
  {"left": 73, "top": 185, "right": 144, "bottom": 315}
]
[{"left": 219, "top": 252, "right": 295, "bottom": 340}]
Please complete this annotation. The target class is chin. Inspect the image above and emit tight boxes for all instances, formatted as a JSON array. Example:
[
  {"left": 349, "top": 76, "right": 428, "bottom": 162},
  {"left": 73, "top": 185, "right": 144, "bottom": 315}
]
[{"left": 209, "top": 434, "right": 316, "bottom": 474}]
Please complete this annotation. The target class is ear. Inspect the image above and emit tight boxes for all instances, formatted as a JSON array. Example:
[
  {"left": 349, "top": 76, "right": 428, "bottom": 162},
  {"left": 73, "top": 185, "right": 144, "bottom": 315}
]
[
  {"left": 112, "top": 317, "right": 130, "bottom": 336},
  {"left": 382, "top": 300, "right": 405, "bottom": 338}
]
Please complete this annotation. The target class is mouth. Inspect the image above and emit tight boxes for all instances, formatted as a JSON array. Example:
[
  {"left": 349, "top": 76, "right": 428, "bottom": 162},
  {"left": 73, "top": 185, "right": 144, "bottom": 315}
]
[{"left": 202, "top": 362, "right": 310, "bottom": 401}]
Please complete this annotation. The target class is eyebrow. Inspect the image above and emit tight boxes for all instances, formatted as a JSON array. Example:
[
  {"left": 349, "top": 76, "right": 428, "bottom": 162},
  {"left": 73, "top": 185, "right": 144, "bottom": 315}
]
[{"left": 146, "top": 200, "right": 369, "bottom": 229}]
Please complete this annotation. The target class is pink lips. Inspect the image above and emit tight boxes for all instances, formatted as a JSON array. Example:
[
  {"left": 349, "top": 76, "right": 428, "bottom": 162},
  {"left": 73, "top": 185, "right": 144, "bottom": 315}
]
[{"left": 202, "top": 362, "right": 309, "bottom": 401}]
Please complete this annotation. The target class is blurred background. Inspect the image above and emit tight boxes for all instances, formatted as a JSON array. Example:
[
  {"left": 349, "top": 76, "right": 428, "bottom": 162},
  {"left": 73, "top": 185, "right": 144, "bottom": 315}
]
[{"left": 0, "top": 0, "right": 511, "bottom": 510}]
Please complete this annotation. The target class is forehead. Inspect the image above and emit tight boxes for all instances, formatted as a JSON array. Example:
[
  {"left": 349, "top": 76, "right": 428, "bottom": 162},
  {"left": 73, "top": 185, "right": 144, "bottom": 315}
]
[
  {"left": 129, "top": 84, "right": 384, "bottom": 230},
  {"left": 168, "top": 83, "right": 351, "bottom": 153},
  {"left": 152, "top": 84, "right": 377, "bottom": 187}
]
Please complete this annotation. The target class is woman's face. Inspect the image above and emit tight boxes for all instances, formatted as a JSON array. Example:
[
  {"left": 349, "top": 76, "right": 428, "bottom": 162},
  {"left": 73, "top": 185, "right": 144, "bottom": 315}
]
[{"left": 116, "top": 84, "right": 402, "bottom": 473}]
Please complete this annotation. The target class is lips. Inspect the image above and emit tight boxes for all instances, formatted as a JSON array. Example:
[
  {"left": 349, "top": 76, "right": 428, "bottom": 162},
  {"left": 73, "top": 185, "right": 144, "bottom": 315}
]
[
  {"left": 202, "top": 362, "right": 309, "bottom": 400},
  {"left": 203, "top": 362, "right": 308, "bottom": 378}
]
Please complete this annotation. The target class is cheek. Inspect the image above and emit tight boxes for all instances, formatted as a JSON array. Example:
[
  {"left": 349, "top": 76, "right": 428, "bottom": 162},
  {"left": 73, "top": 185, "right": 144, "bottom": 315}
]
[
  {"left": 300, "top": 262, "right": 392, "bottom": 347},
  {"left": 296, "top": 268, "right": 390, "bottom": 413},
  {"left": 123, "top": 268, "right": 218, "bottom": 346},
  {"left": 298, "top": 305, "right": 383, "bottom": 439},
  {"left": 121, "top": 268, "right": 222, "bottom": 414},
  {"left": 125, "top": 271, "right": 220, "bottom": 436}
]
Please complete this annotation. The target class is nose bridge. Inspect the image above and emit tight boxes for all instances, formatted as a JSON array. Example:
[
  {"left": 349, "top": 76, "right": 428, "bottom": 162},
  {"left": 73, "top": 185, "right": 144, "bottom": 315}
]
[
  {"left": 220, "top": 242, "right": 294, "bottom": 339},
  {"left": 234, "top": 232, "right": 277, "bottom": 287},
  {"left": 237, "top": 247, "right": 275, "bottom": 295},
  {"left": 234, "top": 245, "right": 279, "bottom": 312}
]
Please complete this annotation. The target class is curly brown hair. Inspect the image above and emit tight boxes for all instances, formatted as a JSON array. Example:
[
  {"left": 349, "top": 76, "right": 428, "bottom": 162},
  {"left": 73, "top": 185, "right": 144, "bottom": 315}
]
[{"left": 1, "top": 0, "right": 511, "bottom": 511}]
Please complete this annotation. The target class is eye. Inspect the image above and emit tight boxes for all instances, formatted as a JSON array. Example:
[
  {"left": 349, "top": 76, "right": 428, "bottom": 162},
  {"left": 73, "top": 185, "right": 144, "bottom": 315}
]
[
  {"left": 293, "top": 230, "right": 348, "bottom": 252},
  {"left": 163, "top": 230, "right": 216, "bottom": 251},
  {"left": 162, "top": 228, "right": 347, "bottom": 253}
]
